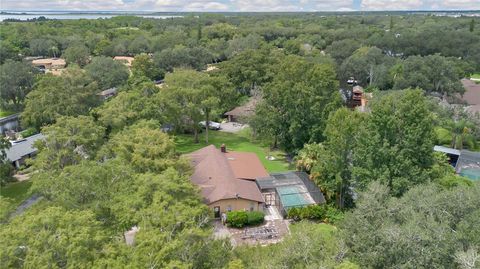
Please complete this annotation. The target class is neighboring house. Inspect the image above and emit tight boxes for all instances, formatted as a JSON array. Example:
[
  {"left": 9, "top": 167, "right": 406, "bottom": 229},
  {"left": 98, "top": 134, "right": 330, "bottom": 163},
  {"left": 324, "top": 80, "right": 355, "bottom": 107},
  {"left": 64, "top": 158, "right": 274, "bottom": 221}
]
[
  {"left": 31, "top": 58, "right": 66, "bottom": 70},
  {"left": 6, "top": 133, "right": 45, "bottom": 169},
  {"left": 98, "top": 87, "right": 118, "bottom": 100},
  {"left": 434, "top": 145, "right": 461, "bottom": 167},
  {"left": 256, "top": 172, "right": 326, "bottom": 216},
  {"left": 460, "top": 79, "right": 480, "bottom": 116},
  {"left": 224, "top": 97, "right": 259, "bottom": 123},
  {"left": 185, "top": 144, "right": 269, "bottom": 218},
  {"left": 113, "top": 56, "right": 134, "bottom": 68},
  {"left": 460, "top": 79, "right": 480, "bottom": 106},
  {"left": 339, "top": 86, "right": 371, "bottom": 112},
  {"left": 434, "top": 145, "right": 480, "bottom": 180},
  {"left": 0, "top": 113, "right": 20, "bottom": 135}
]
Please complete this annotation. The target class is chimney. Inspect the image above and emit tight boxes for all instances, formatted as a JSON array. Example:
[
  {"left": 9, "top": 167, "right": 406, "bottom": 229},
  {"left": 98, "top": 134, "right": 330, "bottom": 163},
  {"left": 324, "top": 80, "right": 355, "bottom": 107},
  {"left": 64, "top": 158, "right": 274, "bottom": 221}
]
[{"left": 220, "top": 144, "right": 226, "bottom": 153}]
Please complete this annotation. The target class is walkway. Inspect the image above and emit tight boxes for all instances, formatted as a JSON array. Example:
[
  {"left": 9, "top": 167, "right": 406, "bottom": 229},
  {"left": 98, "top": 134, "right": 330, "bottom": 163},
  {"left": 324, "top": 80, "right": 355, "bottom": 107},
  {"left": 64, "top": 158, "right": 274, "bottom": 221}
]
[{"left": 10, "top": 194, "right": 43, "bottom": 218}]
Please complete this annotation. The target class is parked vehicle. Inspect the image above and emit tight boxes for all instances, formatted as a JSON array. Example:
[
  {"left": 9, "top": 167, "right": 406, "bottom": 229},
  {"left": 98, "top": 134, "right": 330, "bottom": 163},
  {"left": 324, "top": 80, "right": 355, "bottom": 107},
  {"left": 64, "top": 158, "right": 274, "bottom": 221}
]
[
  {"left": 199, "top": 121, "right": 221, "bottom": 130},
  {"left": 347, "top": 77, "right": 358, "bottom": 85}
]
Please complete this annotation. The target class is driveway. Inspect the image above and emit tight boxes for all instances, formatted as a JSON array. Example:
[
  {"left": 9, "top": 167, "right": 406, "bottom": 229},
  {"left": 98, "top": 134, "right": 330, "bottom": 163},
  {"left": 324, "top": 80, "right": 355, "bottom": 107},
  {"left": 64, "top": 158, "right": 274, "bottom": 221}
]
[{"left": 220, "top": 122, "right": 249, "bottom": 133}]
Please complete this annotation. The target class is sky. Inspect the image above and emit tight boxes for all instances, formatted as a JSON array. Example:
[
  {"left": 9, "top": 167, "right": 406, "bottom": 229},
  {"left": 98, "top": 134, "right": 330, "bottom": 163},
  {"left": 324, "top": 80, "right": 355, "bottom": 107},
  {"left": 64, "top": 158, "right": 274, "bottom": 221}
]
[{"left": 1, "top": 0, "right": 480, "bottom": 12}]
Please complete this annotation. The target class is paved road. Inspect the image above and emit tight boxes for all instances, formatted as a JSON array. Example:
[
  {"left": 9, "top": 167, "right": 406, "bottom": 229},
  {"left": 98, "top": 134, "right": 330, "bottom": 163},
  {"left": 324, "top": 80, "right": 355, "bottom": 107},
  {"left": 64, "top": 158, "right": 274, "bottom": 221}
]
[{"left": 11, "top": 194, "right": 43, "bottom": 218}]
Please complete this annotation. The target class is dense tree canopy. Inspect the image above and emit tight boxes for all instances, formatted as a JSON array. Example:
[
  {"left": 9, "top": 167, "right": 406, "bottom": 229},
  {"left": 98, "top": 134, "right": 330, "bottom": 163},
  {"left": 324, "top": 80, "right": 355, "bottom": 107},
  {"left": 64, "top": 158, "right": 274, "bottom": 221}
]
[
  {"left": 85, "top": 56, "right": 129, "bottom": 90},
  {"left": 341, "top": 181, "right": 480, "bottom": 268},
  {"left": 297, "top": 108, "right": 365, "bottom": 208},
  {"left": 0, "top": 60, "right": 37, "bottom": 110},
  {"left": 1, "top": 12, "right": 479, "bottom": 269},
  {"left": 21, "top": 69, "right": 100, "bottom": 129},
  {"left": 33, "top": 116, "right": 105, "bottom": 171},
  {"left": 353, "top": 89, "right": 436, "bottom": 196},
  {"left": 251, "top": 55, "right": 341, "bottom": 152},
  {"left": 62, "top": 44, "right": 90, "bottom": 67}
]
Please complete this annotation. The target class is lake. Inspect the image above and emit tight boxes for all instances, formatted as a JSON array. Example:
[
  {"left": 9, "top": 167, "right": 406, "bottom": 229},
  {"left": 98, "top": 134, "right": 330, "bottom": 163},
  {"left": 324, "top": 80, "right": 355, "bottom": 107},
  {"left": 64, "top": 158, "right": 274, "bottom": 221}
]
[{"left": 0, "top": 12, "right": 182, "bottom": 21}]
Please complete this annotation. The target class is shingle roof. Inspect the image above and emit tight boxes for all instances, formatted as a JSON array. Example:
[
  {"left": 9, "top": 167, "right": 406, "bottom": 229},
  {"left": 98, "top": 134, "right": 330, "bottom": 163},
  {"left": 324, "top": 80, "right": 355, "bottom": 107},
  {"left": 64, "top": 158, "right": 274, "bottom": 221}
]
[
  {"left": 461, "top": 79, "right": 480, "bottom": 106},
  {"left": 224, "top": 151, "right": 269, "bottom": 180},
  {"left": 31, "top": 58, "right": 66, "bottom": 68},
  {"left": 185, "top": 145, "right": 265, "bottom": 204},
  {"left": 6, "top": 134, "right": 45, "bottom": 162},
  {"left": 224, "top": 97, "right": 259, "bottom": 117}
]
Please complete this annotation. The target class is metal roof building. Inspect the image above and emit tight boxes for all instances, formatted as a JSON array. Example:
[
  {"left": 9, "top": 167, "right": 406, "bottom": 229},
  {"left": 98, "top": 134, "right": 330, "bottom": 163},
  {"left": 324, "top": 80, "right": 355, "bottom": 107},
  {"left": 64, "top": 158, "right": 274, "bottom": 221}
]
[
  {"left": 256, "top": 171, "right": 325, "bottom": 216},
  {"left": 6, "top": 134, "right": 45, "bottom": 168},
  {"left": 456, "top": 150, "right": 480, "bottom": 180}
]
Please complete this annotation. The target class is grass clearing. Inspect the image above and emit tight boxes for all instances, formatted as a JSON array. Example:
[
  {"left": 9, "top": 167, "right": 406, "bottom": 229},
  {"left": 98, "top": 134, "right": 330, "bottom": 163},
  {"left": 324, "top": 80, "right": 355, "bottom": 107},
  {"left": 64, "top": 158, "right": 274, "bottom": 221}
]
[
  {"left": 471, "top": 73, "right": 480, "bottom": 80},
  {"left": 175, "top": 130, "right": 292, "bottom": 172},
  {"left": 0, "top": 109, "right": 16, "bottom": 118},
  {"left": 1, "top": 180, "right": 33, "bottom": 206}
]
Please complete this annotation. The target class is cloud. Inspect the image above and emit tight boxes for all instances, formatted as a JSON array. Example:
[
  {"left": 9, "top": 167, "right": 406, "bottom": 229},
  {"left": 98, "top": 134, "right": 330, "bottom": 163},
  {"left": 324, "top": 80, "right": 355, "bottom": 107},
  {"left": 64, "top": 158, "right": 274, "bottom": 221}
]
[
  {"left": 1, "top": 0, "right": 479, "bottom": 11},
  {"left": 361, "top": 0, "right": 423, "bottom": 10},
  {"left": 361, "top": 0, "right": 480, "bottom": 10},
  {"left": 439, "top": 0, "right": 480, "bottom": 9},
  {"left": 229, "top": 0, "right": 354, "bottom": 11},
  {"left": 1, "top": 0, "right": 124, "bottom": 10},
  {"left": 312, "top": 0, "right": 354, "bottom": 10}
]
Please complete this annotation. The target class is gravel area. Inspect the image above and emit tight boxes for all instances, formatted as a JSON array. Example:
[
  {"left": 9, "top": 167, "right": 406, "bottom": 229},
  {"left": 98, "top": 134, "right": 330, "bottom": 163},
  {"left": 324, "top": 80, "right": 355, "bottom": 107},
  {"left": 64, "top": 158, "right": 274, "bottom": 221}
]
[{"left": 219, "top": 122, "right": 249, "bottom": 133}]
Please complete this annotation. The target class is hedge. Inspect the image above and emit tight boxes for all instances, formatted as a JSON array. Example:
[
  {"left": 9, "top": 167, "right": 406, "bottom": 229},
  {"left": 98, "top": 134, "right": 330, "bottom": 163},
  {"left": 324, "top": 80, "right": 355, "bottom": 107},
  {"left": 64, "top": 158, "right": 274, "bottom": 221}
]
[
  {"left": 226, "top": 211, "right": 265, "bottom": 228},
  {"left": 287, "top": 204, "right": 344, "bottom": 224}
]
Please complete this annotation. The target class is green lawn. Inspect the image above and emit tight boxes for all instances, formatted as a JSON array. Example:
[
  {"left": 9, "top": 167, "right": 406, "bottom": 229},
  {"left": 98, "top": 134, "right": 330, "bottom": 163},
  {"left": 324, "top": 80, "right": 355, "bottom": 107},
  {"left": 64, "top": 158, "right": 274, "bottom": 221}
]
[
  {"left": 471, "top": 73, "right": 480, "bottom": 80},
  {"left": 0, "top": 180, "right": 33, "bottom": 205},
  {"left": 0, "top": 109, "right": 16, "bottom": 118},
  {"left": 175, "top": 130, "right": 292, "bottom": 172},
  {"left": 314, "top": 223, "right": 337, "bottom": 239}
]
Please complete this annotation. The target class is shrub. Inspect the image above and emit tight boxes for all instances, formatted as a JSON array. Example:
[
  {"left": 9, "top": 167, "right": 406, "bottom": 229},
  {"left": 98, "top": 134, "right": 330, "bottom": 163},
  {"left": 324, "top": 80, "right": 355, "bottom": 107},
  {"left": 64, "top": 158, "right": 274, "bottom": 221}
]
[
  {"left": 227, "top": 211, "right": 248, "bottom": 228},
  {"left": 287, "top": 204, "right": 343, "bottom": 223},
  {"left": 20, "top": 127, "right": 37, "bottom": 138},
  {"left": 324, "top": 206, "right": 344, "bottom": 224},
  {"left": 247, "top": 211, "right": 265, "bottom": 226},
  {"left": 287, "top": 205, "right": 326, "bottom": 221},
  {"left": 0, "top": 164, "right": 15, "bottom": 186},
  {"left": 226, "top": 211, "right": 265, "bottom": 228}
]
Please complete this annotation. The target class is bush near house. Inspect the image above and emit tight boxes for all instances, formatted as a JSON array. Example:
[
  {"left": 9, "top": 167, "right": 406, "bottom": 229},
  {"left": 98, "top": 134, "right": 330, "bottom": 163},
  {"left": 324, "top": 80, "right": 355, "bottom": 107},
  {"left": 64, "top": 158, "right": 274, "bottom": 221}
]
[
  {"left": 287, "top": 205, "right": 344, "bottom": 224},
  {"left": 247, "top": 211, "right": 265, "bottom": 226},
  {"left": 227, "top": 211, "right": 265, "bottom": 228},
  {"left": 0, "top": 164, "right": 15, "bottom": 186},
  {"left": 20, "top": 127, "right": 38, "bottom": 138}
]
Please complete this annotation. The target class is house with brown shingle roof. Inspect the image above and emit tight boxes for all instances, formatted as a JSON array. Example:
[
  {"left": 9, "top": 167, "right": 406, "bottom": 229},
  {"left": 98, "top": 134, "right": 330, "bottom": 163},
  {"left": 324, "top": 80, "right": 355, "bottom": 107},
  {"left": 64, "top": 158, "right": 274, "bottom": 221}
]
[
  {"left": 185, "top": 144, "right": 269, "bottom": 218},
  {"left": 224, "top": 97, "right": 260, "bottom": 123},
  {"left": 460, "top": 79, "right": 480, "bottom": 115},
  {"left": 113, "top": 56, "right": 135, "bottom": 68}
]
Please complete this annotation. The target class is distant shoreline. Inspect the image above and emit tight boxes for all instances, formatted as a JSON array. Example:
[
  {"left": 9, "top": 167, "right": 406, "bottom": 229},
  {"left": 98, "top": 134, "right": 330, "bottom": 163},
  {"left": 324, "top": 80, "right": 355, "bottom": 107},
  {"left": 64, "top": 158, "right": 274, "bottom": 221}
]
[{"left": 0, "top": 10, "right": 479, "bottom": 22}]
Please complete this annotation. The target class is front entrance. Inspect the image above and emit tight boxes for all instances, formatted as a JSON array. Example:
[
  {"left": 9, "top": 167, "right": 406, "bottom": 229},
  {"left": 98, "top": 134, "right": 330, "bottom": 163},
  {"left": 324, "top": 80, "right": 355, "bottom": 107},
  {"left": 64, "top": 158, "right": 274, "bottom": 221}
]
[{"left": 214, "top": 206, "right": 221, "bottom": 218}]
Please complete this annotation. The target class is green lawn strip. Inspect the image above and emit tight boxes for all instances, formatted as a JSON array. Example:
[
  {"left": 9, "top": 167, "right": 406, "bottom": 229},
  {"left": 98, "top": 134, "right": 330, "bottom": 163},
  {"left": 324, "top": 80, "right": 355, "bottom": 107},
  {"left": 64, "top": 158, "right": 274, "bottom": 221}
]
[
  {"left": 471, "top": 73, "right": 480, "bottom": 80},
  {"left": 0, "top": 109, "right": 16, "bottom": 118},
  {"left": 290, "top": 221, "right": 337, "bottom": 239},
  {"left": 175, "top": 130, "right": 292, "bottom": 173},
  {"left": 0, "top": 180, "right": 33, "bottom": 206}
]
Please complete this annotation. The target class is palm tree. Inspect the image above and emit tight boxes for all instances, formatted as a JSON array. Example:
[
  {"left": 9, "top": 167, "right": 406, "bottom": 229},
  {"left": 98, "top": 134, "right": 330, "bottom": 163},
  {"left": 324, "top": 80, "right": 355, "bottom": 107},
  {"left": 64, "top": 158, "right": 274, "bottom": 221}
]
[{"left": 448, "top": 120, "right": 476, "bottom": 150}]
